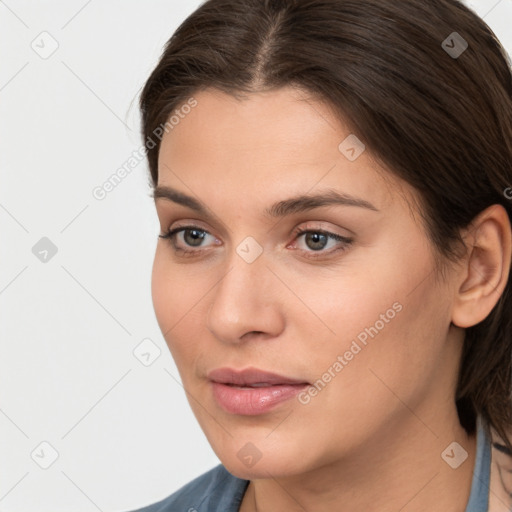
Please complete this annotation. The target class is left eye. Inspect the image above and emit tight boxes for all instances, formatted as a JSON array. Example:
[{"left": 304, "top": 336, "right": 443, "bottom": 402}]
[
  {"left": 295, "top": 229, "right": 352, "bottom": 258},
  {"left": 293, "top": 229, "right": 351, "bottom": 252}
]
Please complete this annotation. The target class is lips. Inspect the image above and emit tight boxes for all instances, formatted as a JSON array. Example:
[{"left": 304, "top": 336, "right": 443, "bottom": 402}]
[
  {"left": 207, "top": 366, "right": 309, "bottom": 387},
  {"left": 208, "top": 367, "right": 310, "bottom": 415}
]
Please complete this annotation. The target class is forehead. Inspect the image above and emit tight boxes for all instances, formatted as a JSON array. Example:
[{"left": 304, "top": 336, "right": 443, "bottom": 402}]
[
  {"left": 161, "top": 86, "right": 357, "bottom": 163},
  {"left": 157, "top": 86, "right": 413, "bottom": 216}
]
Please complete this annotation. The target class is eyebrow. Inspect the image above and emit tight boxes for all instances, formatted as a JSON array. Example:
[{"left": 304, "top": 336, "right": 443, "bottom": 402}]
[{"left": 152, "top": 185, "right": 379, "bottom": 218}]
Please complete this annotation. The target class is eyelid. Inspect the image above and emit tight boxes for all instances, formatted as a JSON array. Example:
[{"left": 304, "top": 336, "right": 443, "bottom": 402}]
[
  {"left": 156, "top": 209, "right": 229, "bottom": 239},
  {"left": 290, "top": 221, "right": 352, "bottom": 239}
]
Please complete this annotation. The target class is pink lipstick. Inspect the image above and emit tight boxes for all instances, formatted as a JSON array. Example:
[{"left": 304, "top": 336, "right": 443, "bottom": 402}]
[{"left": 208, "top": 367, "right": 310, "bottom": 415}]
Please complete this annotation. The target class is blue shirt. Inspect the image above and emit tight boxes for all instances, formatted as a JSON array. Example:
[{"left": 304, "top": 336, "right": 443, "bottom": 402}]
[{"left": 128, "top": 415, "right": 491, "bottom": 512}]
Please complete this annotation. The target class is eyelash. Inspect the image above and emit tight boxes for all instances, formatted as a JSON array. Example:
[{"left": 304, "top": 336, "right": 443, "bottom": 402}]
[{"left": 158, "top": 224, "right": 353, "bottom": 260}]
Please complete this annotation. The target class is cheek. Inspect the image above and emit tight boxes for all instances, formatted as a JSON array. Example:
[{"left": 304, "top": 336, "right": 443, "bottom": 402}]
[
  {"left": 151, "top": 248, "right": 203, "bottom": 329},
  {"left": 151, "top": 248, "right": 214, "bottom": 373},
  {"left": 151, "top": 249, "right": 175, "bottom": 333},
  {"left": 151, "top": 250, "right": 197, "bottom": 348},
  {"left": 299, "top": 240, "right": 450, "bottom": 403},
  {"left": 320, "top": 272, "right": 450, "bottom": 421}
]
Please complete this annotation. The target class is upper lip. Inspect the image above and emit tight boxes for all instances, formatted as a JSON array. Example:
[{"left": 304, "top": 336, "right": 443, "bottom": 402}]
[{"left": 207, "top": 367, "right": 309, "bottom": 386}]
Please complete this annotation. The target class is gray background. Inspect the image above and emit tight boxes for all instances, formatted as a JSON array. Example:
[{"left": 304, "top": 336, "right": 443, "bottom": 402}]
[{"left": 1, "top": 1, "right": 511, "bottom": 511}]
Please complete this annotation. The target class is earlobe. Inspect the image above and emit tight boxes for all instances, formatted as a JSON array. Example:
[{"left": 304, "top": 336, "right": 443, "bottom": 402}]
[{"left": 451, "top": 204, "right": 512, "bottom": 329}]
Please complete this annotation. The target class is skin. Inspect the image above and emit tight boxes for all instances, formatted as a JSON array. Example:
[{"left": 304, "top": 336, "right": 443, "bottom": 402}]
[{"left": 151, "top": 86, "right": 511, "bottom": 512}]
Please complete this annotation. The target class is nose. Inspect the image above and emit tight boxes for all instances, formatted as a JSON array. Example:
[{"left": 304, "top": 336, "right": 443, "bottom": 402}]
[{"left": 206, "top": 250, "right": 285, "bottom": 345}]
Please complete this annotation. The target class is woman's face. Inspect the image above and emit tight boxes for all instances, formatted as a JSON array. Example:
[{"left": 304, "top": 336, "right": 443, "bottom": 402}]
[{"left": 152, "top": 86, "right": 464, "bottom": 478}]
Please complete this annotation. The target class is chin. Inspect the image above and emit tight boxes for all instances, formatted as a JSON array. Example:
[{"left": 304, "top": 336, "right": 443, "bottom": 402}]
[{"left": 221, "top": 452, "right": 309, "bottom": 481}]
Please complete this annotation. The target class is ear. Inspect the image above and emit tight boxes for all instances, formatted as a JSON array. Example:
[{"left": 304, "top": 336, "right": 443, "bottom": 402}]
[{"left": 451, "top": 204, "right": 512, "bottom": 328}]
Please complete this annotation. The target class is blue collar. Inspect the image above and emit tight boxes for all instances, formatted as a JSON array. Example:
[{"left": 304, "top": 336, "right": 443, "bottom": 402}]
[{"left": 464, "top": 415, "right": 492, "bottom": 512}]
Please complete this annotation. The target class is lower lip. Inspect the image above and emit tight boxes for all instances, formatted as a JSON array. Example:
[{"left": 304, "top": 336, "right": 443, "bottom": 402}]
[{"left": 211, "top": 382, "right": 309, "bottom": 415}]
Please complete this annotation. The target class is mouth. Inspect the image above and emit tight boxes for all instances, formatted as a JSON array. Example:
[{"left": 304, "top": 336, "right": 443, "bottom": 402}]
[
  {"left": 207, "top": 367, "right": 310, "bottom": 415},
  {"left": 223, "top": 382, "right": 304, "bottom": 388},
  {"left": 207, "top": 366, "right": 310, "bottom": 387}
]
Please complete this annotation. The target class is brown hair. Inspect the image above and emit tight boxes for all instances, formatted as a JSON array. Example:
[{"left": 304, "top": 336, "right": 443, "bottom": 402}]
[{"left": 139, "top": 0, "right": 512, "bottom": 452}]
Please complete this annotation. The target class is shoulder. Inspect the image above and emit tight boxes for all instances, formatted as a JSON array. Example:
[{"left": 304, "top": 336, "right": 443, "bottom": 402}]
[{"left": 126, "top": 463, "right": 249, "bottom": 512}]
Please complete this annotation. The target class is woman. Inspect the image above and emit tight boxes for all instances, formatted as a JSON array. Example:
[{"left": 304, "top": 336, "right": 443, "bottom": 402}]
[{"left": 129, "top": 0, "right": 512, "bottom": 510}]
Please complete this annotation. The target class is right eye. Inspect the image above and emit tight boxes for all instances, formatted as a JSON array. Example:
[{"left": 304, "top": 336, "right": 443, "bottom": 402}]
[{"left": 159, "top": 225, "right": 220, "bottom": 255}]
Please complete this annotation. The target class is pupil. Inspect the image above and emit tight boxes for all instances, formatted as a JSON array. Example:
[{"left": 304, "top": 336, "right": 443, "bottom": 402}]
[
  {"left": 185, "top": 229, "right": 205, "bottom": 247},
  {"left": 306, "top": 232, "right": 327, "bottom": 251}
]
